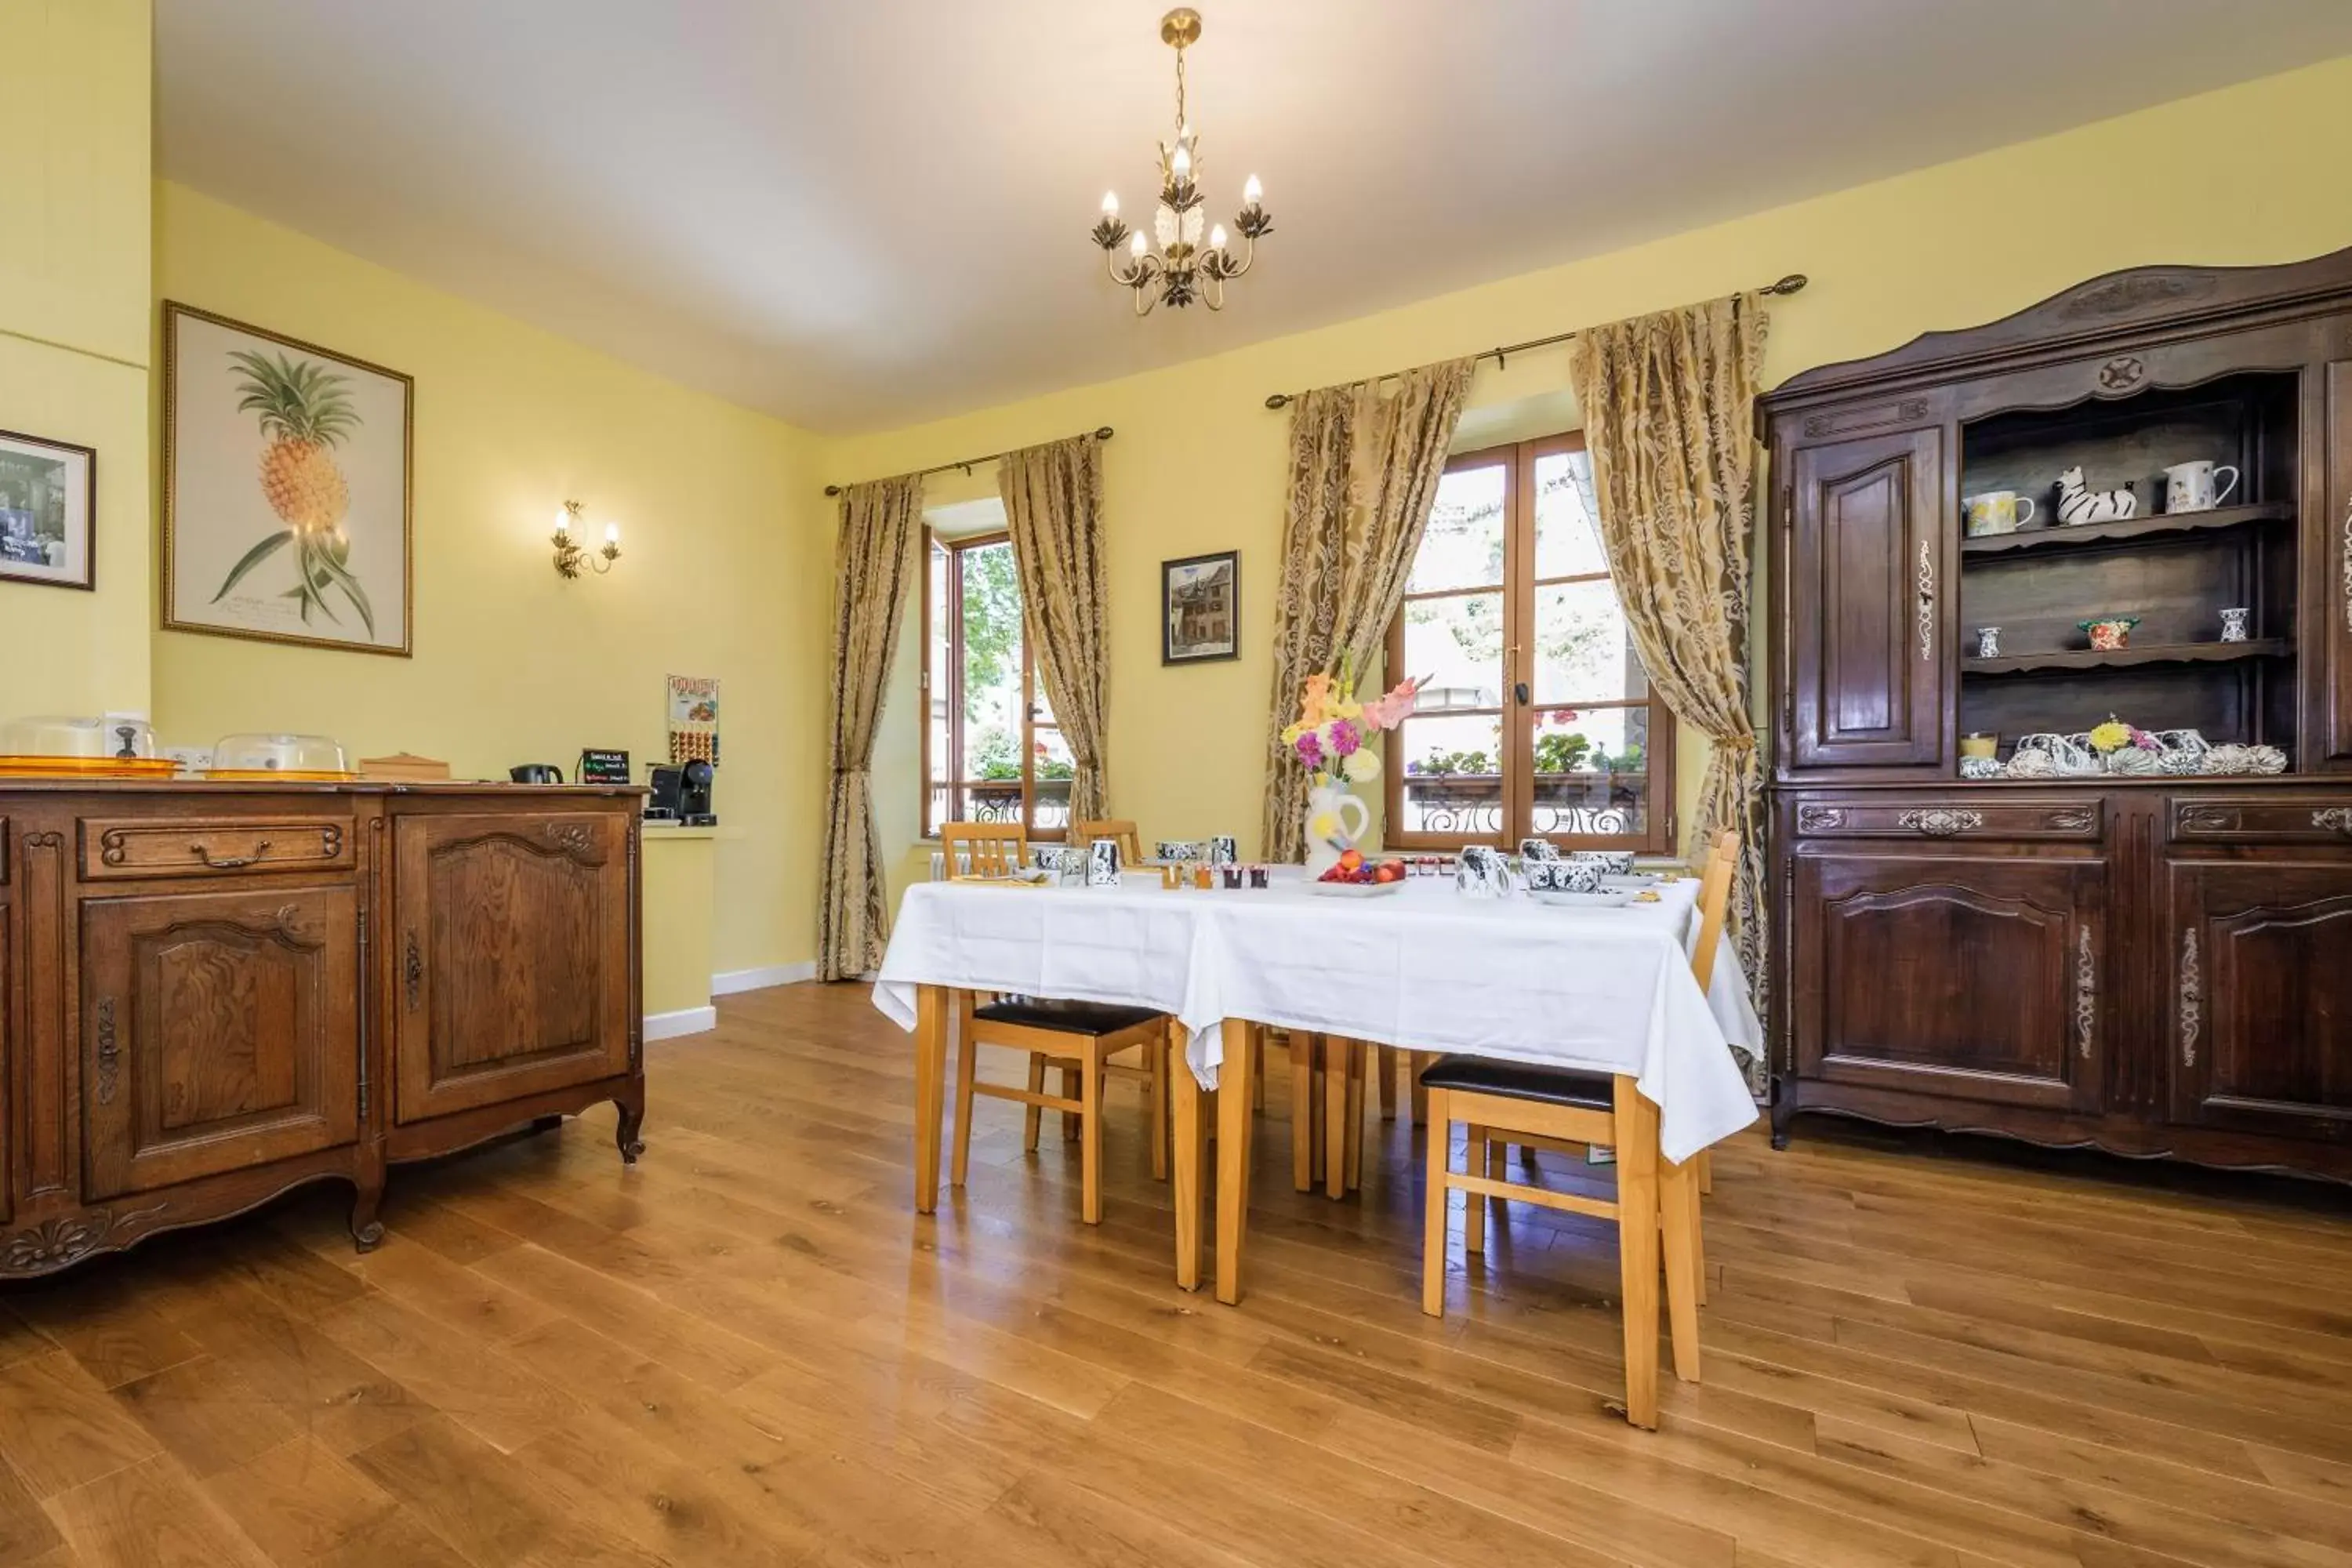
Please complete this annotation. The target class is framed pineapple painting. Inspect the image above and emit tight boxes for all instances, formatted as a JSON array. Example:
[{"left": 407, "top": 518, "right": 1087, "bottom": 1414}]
[{"left": 162, "top": 303, "right": 413, "bottom": 655}]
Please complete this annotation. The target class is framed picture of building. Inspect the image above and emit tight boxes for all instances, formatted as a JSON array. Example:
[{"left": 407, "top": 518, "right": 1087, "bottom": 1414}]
[
  {"left": 0, "top": 428, "right": 96, "bottom": 592},
  {"left": 1162, "top": 550, "right": 1238, "bottom": 664},
  {"left": 161, "top": 301, "right": 414, "bottom": 655}
]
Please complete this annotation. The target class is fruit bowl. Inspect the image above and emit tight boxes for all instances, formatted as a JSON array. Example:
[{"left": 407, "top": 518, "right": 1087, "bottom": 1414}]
[
  {"left": 1310, "top": 878, "right": 1405, "bottom": 898},
  {"left": 1314, "top": 851, "right": 1407, "bottom": 893}
]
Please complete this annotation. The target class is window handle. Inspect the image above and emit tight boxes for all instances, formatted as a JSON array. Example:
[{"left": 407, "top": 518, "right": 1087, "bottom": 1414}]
[{"left": 1513, "top": 681, "right": 1530, "bottom": 706}]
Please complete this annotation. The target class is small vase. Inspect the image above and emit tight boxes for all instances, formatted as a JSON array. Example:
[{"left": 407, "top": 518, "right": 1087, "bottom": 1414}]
[{"left": 1302, "top": 779, "right": 1370, "bottom": 880}]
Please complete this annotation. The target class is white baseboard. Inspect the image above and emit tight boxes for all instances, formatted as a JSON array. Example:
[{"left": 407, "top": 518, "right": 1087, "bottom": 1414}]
[
  {"left": 711, "top": 961, "right": 817, "bottom": 996},
  {"left": 643, "top": 1005, "right": 717, "bottom": 1040}
]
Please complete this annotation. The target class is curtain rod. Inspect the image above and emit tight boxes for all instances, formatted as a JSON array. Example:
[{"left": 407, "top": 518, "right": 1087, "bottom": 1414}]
[
  {"left": 1261, "top": 274, "right": 1808, "bottom": 410},
  {"left": 823, "top": 426, "right": 1114, "bottom": 496}
]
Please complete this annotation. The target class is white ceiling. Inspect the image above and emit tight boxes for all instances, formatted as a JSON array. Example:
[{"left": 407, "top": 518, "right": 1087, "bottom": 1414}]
[{"left": 155, "top": 1, "right": 2352, "bottom": 434}]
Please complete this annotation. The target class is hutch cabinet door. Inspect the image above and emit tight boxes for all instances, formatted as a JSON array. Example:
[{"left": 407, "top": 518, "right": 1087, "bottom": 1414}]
[
  {"left": 2327, "top": 361, "right": 2352, "bottom": 764},
  {"left": 2165, "top": 859, "right": 2352, "bottom": 1140},
  {"left": 1, "top": 820, "right": 10, "bottom": 1225},
  {"left": 391, "top": 813, "right": 630, "bottom": 1125},
  {"left": 1792, "top": 851, "right": 2104, "bottom": 1112},
  {"left": 1788, "top": 429, "right": 1948, "bottom": 769},
  {"left": 79, "top": 886, "right": 360, "bottom": 1200}
]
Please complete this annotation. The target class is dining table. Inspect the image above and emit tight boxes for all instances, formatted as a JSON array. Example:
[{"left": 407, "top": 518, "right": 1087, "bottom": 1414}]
[{"left": 871, "top": 862, "right": 1762, "bottom": 1312}]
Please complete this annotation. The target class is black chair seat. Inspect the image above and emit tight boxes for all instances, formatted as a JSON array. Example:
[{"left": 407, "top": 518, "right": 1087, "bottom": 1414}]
[
  {"left": 1417, "top": 1054, "right": 1612, "bottom": 1111},
  {"left": 973, "top": 997, "right": 1164, "bottom": 1036}
]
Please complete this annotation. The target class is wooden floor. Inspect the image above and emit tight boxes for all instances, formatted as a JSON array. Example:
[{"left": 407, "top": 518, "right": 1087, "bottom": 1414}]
[{"left": 1, "top": 983, "right": 2348, "bottom": 1567}]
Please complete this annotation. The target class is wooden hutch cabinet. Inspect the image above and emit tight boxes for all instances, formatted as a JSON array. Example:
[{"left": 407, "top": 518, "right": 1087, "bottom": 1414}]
[
  {"left": 0, "top": 782, "right": 645, "bottom": 1278},
  {"left": 1764, "top": 249, "right": 2352, "bottom": 1181}
]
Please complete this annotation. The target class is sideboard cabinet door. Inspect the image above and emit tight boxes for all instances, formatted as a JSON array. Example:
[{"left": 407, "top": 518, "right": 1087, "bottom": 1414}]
[
  {"left": 1792, "top": 851, "right": 2105, "bottom": 1112},
  {"left": 2165, "top": 859, "right": 2352, "bottom": 1140},
  {"left": 1788, "top": 429, "right": 1948, "bottom": 770},
  {"left": 391, "top": 813, "right": 630, "bottom": 1125},
  {"left": 79, "top": 887, "right": 360, "bottom": 1200}
]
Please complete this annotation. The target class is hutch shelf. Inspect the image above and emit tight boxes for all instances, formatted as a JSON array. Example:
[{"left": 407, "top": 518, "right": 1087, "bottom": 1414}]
[{"left": 1762, "top": 248, "right": 2352, "bottom": 1181}]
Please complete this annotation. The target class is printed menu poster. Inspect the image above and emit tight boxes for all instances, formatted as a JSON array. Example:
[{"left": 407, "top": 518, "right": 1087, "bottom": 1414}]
[{"left": 667, "top": 675, "right": 720, "bottom": 767}]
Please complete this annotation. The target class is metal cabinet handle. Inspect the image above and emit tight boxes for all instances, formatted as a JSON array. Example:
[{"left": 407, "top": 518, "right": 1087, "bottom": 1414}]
[
  {"left": 1896, "top": 808, "right": 1981, "bottom": 837},
  {"left": 2074, "top": 927, "right": 2095, "bottom": 1062},
  {"left": 1915, "top": 539, "right": 1935, "bottom": 661},
  {"left": 405, "top": 929, "right": 423, "bottom": 1012},
  {"left": 2178, "top": 928, "right": 2201, "bottom": 1069},
  {"left": 191, "top": 839, "right": 271, "bottom": 869},
  {"left": 95, "top": 997, "right": 120, "bottom": 1105}
]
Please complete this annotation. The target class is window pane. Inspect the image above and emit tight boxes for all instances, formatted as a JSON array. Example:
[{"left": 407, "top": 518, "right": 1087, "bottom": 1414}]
[
  {"left": 1407, "top": 463, "right": 1508, "bottom": 593},
  {"left": 955, "top": 542, "right": 1024, "bottom": 816},
  {"left": 1031, "top": 726, "right": 1072, "bottom": 832},
  {"left": 1533, "top": 448, "right": 1606, "bottom": 579},
  {"left": 1393, "top": 713, "right": 1505, "bottom": 842},
  {"left": 1533, "top": 579, "right": 1649, "bottom": 706},
  {"left": 1530, "top": 706, "right": 1650, "bottom": 839},
  {"left": 1403, "top": 591, "right": 1505, "bottom": 709},
  {"left": 927, "top": 542, "right": 953, "bottom": 830}
]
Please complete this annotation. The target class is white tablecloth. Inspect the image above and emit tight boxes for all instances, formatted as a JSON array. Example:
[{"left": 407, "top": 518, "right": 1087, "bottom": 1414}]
[{"left": 871, "top": 871, "right": 1759, "bottom": 1163}]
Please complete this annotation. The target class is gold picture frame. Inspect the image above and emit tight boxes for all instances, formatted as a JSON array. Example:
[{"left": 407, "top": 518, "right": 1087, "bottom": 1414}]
[{"left": 161, "top": 300, "right": 415, "bottom": 656}]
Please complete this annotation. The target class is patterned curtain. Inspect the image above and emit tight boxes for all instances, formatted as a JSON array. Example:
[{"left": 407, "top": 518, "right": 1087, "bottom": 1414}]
[
  {"left": 1261, "top": 359, "right": 1474, "bottom": 861},
  {"left": 1000, "top": 435, "right": 1111, "bottom": 826},
  {"left": 818, "top": 474, "right": 922, "bottom": 981},
  {"left": 1566, "top": 293, "right": 1770, "bottom": 1053}
]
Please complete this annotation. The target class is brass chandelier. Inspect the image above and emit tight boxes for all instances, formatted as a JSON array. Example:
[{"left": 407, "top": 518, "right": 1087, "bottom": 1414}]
[{"left": 1089, "top": 8, "right": 1272, "bottom": 314}]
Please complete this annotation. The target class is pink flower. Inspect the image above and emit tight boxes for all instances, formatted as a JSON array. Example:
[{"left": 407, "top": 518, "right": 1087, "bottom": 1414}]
[
  {"left": 1295, "top": 731, "right": 1324, "bottom": 769},
  {"left": 1361, "top": 676, "right": 1425, "bottom": 731},
  {"left": 1329, "top": 718, "right": 1361, "bottom": 757},
  {"left": 2132, "top": 728, "right": 2161, "bottom": 751}
]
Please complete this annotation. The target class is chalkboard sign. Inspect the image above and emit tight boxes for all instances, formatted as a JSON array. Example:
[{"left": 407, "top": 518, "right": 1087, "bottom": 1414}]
[{"left": 577, "top": 748, "right": 631, "bottom": 785}]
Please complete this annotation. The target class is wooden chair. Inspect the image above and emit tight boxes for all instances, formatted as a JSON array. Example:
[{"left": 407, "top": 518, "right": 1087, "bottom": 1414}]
[
  {"left": 1415, "top": 829, "right": 1739, "bottom": 1430},
  {"left": 941, "top": 821, "right": 1029, "bottom": 880},
  {"left": 950, "top": 997, "right": 1174, "bottom": 1221},
  {"left": 1069, "top": 818, "right": 1144, "bottom": 869}
]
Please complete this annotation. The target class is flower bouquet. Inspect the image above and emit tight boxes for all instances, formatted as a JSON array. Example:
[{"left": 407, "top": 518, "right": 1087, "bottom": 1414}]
[{"left": 1280, "top": 656, "right": 1422, "bottom": 880}]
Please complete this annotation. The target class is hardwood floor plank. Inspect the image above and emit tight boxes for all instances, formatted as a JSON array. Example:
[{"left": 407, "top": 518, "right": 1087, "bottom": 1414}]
[
  {"left": 42, "top": 1455, "right": 269, "bottom": 1568},
  {"left": 0, "top": 1352, "right": 165, "bottom": 1500},
  {"left": 198, "top": 1438, "right": 401, "bottom": 1567},
  {"left": 111, "top": 1356, "right": 304, "bottom": 1480}
]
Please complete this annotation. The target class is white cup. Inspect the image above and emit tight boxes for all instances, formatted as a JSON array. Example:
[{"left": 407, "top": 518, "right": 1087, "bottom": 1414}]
[{"left": 2161, "top": 460, "right": 2239, "bottom": 514}]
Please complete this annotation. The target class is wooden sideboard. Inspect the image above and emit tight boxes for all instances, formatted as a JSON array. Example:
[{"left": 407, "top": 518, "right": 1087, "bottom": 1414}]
[
  {"left": 1762, "top": 249, "right": 2352, "bottom": 1181},
  {"left": 0, "top": 781, "right": 644, "bottom": 1277}
]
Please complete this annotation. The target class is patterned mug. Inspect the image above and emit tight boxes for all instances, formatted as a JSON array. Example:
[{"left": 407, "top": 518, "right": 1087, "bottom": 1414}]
[
  {"left": 1455, "top": 845, "right": 1515, "bottom": 898},
  {"left": 1518, "top": 837, "right": 1561, "bottom": 862},
  {"left": 1569, "top": 849, "right": 1637, "bottom": 877},
  {"left": 1086, "top": 837, "right": 1123, "bottom": 887},
  {"left": 1526, "top": 859, "right": 1603, "bottom": 894}
]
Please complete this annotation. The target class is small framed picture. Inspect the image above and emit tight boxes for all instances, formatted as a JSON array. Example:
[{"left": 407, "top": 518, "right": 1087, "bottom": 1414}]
[
  {"left": 0, "top": 428, "right": 96, "bottom": 592},
  {"left": 1162, "top": 550, "right": 1239, "bottom": 664}
]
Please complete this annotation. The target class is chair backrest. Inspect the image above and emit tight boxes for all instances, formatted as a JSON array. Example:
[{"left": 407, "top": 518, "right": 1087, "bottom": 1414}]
[
  {"left": 1689, "top": 829, "right": 1739, "bottom": 993},
  {"left": 942, "top": 822, "right": 1029, "bottom": 880},
  {"left": 1071, "top": 818, "right": 1144, "bottom": 867}
]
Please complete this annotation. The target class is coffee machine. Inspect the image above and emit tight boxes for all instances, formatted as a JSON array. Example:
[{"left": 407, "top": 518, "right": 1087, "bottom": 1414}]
[{"left": 646, "top": 758, "right": 716, "bottom": 826}]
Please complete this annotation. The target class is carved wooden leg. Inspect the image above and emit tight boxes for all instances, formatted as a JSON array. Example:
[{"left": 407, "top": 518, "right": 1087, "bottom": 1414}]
[
  {"left": 348, "top": 1169, "right": 386, "bottom": 1254},
  {"left": 612, "top": 1082, "right": 648, "bottom": 1166},
  {"left": 1769, "top": 1094, "right": 1795, "bottom": 1152}
]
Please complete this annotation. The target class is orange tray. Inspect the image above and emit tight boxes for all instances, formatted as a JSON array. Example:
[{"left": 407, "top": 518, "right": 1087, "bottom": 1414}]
[{"left": 0, "top": 756, "right": 183, "bottom": 779}]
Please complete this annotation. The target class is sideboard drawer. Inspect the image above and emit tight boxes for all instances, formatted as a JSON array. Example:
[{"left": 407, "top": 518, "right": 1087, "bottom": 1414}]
[
  {"left": 80, "top": 818, "right": 354, "bottom": 880},
  {"left": 1791, "top": 797, "right": 2103, "bottom": 842},
  {"left": 2170, "top": 796, "right": 2352, "bottom": 844}
]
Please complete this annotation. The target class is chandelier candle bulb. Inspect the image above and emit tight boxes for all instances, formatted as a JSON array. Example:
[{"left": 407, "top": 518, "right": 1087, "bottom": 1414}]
[
  {"left": 1102, "top": 192, "right": 1120, "bottom": 216},
  {"left": 1210, "top": 224, "right": 1228, "bottom": 251},
  {"left": 1243, "top": 173, "right": 1261, "bottom": 203}
]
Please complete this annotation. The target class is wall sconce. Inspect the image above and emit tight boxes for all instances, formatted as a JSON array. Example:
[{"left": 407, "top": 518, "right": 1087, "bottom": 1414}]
[{"left": 551, "top": 500, "right": 621, "bottom": 579}]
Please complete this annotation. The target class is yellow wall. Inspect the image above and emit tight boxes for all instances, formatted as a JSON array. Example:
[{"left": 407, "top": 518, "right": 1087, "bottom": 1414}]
[
  {"left": 835, "top": 53, "right": 2352, "bottom": 895},
  {"left": 150, "top": 183, "right": 834, "bottom": 977},
  {"left": 0, "top": 0, "right": 151, "bottom": 720},
  {"left": 641, "top": 829, "right": 719, "bottom": 1017}
]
